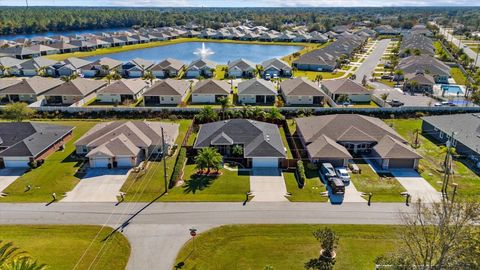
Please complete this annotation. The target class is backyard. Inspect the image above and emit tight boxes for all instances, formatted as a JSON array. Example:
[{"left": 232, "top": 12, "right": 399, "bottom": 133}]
[
  {"left": 1, "top": 120, "right": 99, "bottom": 202},
  {"left": 0, "top": 225, "right": 130, "bottom": 270},
  {"left": 450, "top": 67, "right": 467, "bottom": 85},
  {"left": 175, "top": 224, "right": 401, "bottom": 270},
  {"left": 385, "top": 118, "right": 480, "bottom": 200}
]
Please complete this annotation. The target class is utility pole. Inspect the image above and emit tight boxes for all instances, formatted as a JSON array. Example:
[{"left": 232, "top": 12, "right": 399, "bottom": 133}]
[
  {"left": 161, "top": 127, "right": 168, "bottom": 194},
  {"left": 442, "top": 131, "right": 455, "bottom": 199}
]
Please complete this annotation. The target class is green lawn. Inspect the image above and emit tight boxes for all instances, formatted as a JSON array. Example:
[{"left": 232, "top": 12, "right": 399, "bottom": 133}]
[
  {"left": 175, "top": 224, "right": 401, "bottom": 270},
  {"left": 378, "top": 79, "right": 396, "bottom": 87},
  {"left": 450, "top": 67, "right": 467, "bottom": 85},
  {"left": 293, "top": 70, "right": 345, "bottom": 81},
  {"left": 385, "top": 119, "right": 480, "bottom": 200},
  {"left": 0, "top": 225, "right": 130, "bottom": 270},
  {"left": 284, "top": 169, "right": 328, "bottom": 202},
  {"left": 1, "top": 120, "right": 98, "bottom": 202},
  {"left": 214, "top": 65, "right": 228, "bottom": 80},
  {"left": 351, "top": 101, "right": 379, "bottom": 108},
  {"left": 160, "top": 163, "right": 250, "bottom": 201},
  {"left": 120, "top": 119, "right": 192, "bottom": 202},
  {"left": 278, "top": 127, "right": 293, "bottom": 159},
  {"left": 350, "top": 159, "right": 405, "bottom": 202}
]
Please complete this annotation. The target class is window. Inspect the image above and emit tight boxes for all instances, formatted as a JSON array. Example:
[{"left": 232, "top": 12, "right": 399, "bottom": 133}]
[
  {"left": 171, "top": 97, "right": 174, "bottom": 101},
  {"left": 440, "top": 132, "right": 444, "bottom": 139},
  {"left": 161, "top": 97, "right": 164, "bottom": 101}
]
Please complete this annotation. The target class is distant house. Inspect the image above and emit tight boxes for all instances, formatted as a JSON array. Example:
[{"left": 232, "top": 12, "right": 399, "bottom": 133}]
[
  {"left": 0, "top": 46, "right": 41, "bottom": 59},
  {"left": 96, "top": 79, "right": 148, "bottom": 104},
  {"left": 101, "top": 37, "right": 126, "bottom": 47},
  {"left": 27, "top": 45, "right": 60, "bottom": 56},
  {"left": 0, "top": 79, "right": 22, "bottom": 103},
  {"left": 0, "top": 122, "right": 74, "bottom": 168},
  {"left": 117, "top": 35, "right": 138, "bottom": 45},
  {"left": 17, "top": 57, "right": 58, "bottom": 76},
  {"left": 51, "top": 57, "right": 92, "bottom": 77},
  {"left": 43, "top": 78, "right": 106, "bottom": 106},
  {"left": 399, "top": 34, "right": 435, "bottom": 57},
  {"left": 151, "top": 58, "right": 185, "bottom": 78},
  {"left": 227, "top": 59, "right": 256, "bottom": 78},
  {"left": 86, "top": 38, "right": 111, "bottom": 49},
  {"left": 279, "top": 77, "right": 327, "bottom": 106},
  {"left": 422, "top": 114, "right": 480, "bottom": 168},
  {"left": 321, "top": 78, "right": 371, "bottom": 103},
  {"left": 396, "top": 55, "right": 450, "bottom": 84},
  {"left": 261, "top": 58, "right": 292, "bottom": 78},
  {"left": 185, "top": 59, "right": 217, "bottom": 78},
  {"left": 80, "top": 57, "right": 123, "bottom": 77},
  {"left": 49, "top": 42, "right": 80, "bottom": 54},
  {"left": 191, "top": 79, "right": 230, "bottom": 103},
  {"left": 74, "top": 121, "right": 179, "bottom": 168},
  {"left": 143, "top": 79, "right": 190, "bottom": 106},
  {"left": 0, "top": 57, "right": 25, "bottom": 76},
  {"left": 237, "top": 78, "right": 277, "bottom": 104},
  {"left": 69, "top": 40, "right": 97, "bottom": 51},
  {"left": 0, "top": 77, "right": 63, "bottom": 104},
  {"left": 295, "top": 114, "right": 422, "bottom": 169},
  {"left": 403, "top": 72, "right": 436, "bottom": 93},
  {"left": 194, "top": 119, "right": 286, "bottom": 168},
  {"left": 122, "top": 58, "right": 155, "bottom": 78}
]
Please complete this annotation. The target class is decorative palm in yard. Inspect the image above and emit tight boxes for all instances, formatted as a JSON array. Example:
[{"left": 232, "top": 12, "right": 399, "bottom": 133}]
[
  {"left": 194, "top": 147, "right": 223, "bottom": 174},
  {"left": 196, "top": 106, "right": 218, "bottom": 123},
  {"left": 142, "top": 70, "right": 156, "bottom": 85},
  {"left": 0, "top": 241, "right": 46, "bottom": 270}
]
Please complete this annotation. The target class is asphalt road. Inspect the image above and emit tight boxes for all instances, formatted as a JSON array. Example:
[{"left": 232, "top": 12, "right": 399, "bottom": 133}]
[
  {"left": 435, "top": 23, "right": 480, "bottom": 67},
  {"left": 0, "top": 202, "right": 412, "bottom": 270},
  {"left": 354, "top": 39, "right": 391, "bottom": 83}
]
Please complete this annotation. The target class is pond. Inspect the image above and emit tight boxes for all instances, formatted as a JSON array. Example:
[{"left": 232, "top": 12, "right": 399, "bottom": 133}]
[{"left": 83, "top": 42, "right": 302, "bottom": 64}]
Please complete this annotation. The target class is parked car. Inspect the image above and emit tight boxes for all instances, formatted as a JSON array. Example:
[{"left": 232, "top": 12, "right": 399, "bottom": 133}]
[
  {"left": 388, "top": 99, "right": 404, "bottom": 107},
  {"left": 335, "top": 168, "right": 351, "bottom": 182},
  {"left": 434, "top": 101, "right": 456, "bottom": 107},
  {"left": 329, "top": 177, "right": 345, "bottom": 195},
  {"left": 381, "top": 75, "right": 393, "bottom": 80},
  {"left": 265, "top": 74, "right": 271, "bottom": 80},
  {"left": 320, "top": 163, "right": 337, "bottom": 181},
  {"left": 348, "top": 163, "right": 359, "bottom": 174}
]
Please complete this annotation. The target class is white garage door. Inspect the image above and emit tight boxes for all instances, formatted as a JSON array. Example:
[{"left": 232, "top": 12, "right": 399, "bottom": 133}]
[
  {"left": 252, "top": 157, "right": 278, "bottom": 168},
  {"left": 4, "top": 158, "right": 30, "bottom": 168},
  {"left": 91, "top": 158, "right": 109, "bottom": 168},
  {"left": 117, "top": 157, "right": 133, "bottom": 167}
]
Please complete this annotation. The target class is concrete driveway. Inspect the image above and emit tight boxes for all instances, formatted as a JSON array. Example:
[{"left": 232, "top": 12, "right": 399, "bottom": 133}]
[
  {"left": 328, "top": 181, "right": 366, "bottom": 204},
  {"left": 391, "top": 169, "right": 442, "bottom": 203},
  {"left": 373, "top": 86, "right": 437, "bottom": 107},
  {"left": 62, "top": 168, "right": 130, "bottom": 202},
  {"left": 0, "top": 169, "right": 25, "bottom": 193},
  {"left": 250, "top": 169, "right": 288, "bottom": 202}
]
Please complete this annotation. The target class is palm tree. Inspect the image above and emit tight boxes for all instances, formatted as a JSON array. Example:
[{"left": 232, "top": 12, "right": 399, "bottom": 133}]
[
  {"left": 252, "top": 107, "right": 265, "bottom": 121},
  {"left": 60, "top": 73, "right": 78, "bottom": 83},
  {"left": 0, "top": 66, "right": 12, "bottom": 77},
  {"left": 266, "top": 107, "right": 283, "bottom": 123},
  {"left": 0, "top": 241, "right": 24, "bottom": 266},
  {"left": 2, "top": 257, "right": 47, "bottom": 270},
  {"left": 104, "top": 71, "right": 121, "bottom": 84},
  {"left": 194, "top": 147, "right": 223, "bottom": 174},
  {"left": 217, "top": 96, "right": 231, "bottom": 120},
  {"left": 196, "top": 106, "right": 218, "bottom": 123},
  {"left": 36, "top": 66, "right": 48, "bottom": 77},
  {"left": 142, "top": 70, "right": 156, "bottom": 85}
]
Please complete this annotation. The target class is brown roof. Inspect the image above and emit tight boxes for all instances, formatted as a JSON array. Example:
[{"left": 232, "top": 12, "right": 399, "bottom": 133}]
[
  {"left": 192, "top": 79, "right": 230, "bottom": 94},
  {"left": 373, "top": 135, "right": 422, "bottom": 159},
  {"left": 98, "top": 79, "right": 148, "bottom": 95},
  {"left": 151, "top": 58, "right": 185, "bottom": 71},
  {"left": 44, "top": 78, "right": 106, "bottom": 96},
  {"left": 1, "top": 77, "right": 63, "bottom": 95},
  {"left": 321, "top": 78, "right": 369, "bottom": 95},
  {"left": 306, "top": 135, "right": 353, "bottom": 159},
  {"left": 143, "top": 79, "right": 190, "bottom": 96},
  {"left": 280, "top": 77, "right": 325, "bottom": 96},
  {"left": 0, "top": 79, "right": 22, "bottom": 91}
]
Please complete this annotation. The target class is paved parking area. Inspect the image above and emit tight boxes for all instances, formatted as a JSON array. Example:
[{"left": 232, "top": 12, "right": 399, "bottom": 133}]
[
  {"left": 0, "top": 169, "right": 25, "bottom": 193},
  {"left": 250, "top": 169, "right": 288, "bottom": 202},
  {"left": 319, "top": 173, "right": 366, "bottom": 204},
  {"left": 391, "top": 169, "right": 442, "bottom": 203},
  {"left": 62, "top": 168, "right": 130, "bottom": 202},
  {"left": 373, "top": 86, "right": 437, "bottom": 107}
]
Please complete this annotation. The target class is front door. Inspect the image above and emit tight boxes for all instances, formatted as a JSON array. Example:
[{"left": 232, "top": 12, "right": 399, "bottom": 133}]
[
  {"left": 256, "top": 95, "right": 265, "bottom": 103},
  {"left": 313, "top": 96, "right": 322, "bottom": 105}
]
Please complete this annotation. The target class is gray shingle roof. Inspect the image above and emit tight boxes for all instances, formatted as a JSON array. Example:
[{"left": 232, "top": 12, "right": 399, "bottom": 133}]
[
  {"left": 398, "top": 55, "right": 450, "bottom": 77},
  {"left": 44, "top": 78, "right": 106, "bottom": 96},
  {"left": 98, "top": 79, "right": 147, "bottom": 95},
  {"left": 194, "top": 119, "right": 286, "bottom": 158},
  {"left": 261, "top": 58, "right": 291, "bottom": 72},
  {"left": 280, "top": 77, "right": 326, "bottom": 96},
  {"left": 228, "top": 58, "right": 256, "bottom": 71},
  {"left": 0, "top": 122, "right": 73, "bottom": 158},
  {"left": 143, "top": 79, "right": 190, "bottom": 96},
  {"left": 192, "top": 79, "right": 230, "bottom": 94},
  {"left": 0, "top": 76, "right": 63, "bottom": 95},
  {"left": 238, "top": 78, "right": 276, "bottom": 95},
  {"left": 321, "top": 78, "right": 369, "bottom": 95}
]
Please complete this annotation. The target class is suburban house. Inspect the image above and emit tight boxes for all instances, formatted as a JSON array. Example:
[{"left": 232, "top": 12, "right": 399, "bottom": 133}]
[
  {"left": 0, "top": 122, "right": 74, "bottom": 168},
  {"left": 279, "top": 77, "right": 327, "bottom": 106},
  {"left": 49, "top": 57, "right": 92, "bottom": 77},
  {"left": 27, "top": 44, "right": 60, "bottom": 56},
  {"left": 151, "top": 58, "right": 185, "bottom": 78},
  {"left": 122, "top": 58, "right": 155, "bottom": 78},
  {"left": 0, "top": 46, "right": 41, "bottom": 59},
  {"left": 74, "top": 121, "right": 179, "bottom": 168},
  {"left": 261, "top": 58, "right": 292, "bottom": 78},
  {"left": 399, "top": 33, "right": 435, "bottom": 57},
  {"left": 17, "top": 57, "right": 58, "bottom": 76},
  {"left": 0, "top": 77, "right": 63, "bottom": 103},
  {"left": 143, "top": 79, "right": 191, "bottom": 106},
  {"left": 0, "top": 79, "right": 22, "bottom": 102},
  {"left": 295, "top": 114, "right": 422, "bottom": 169},
  {"left": 69, "top": 40, "right": 97, "bottom": 51},
  {"left": 422, "top": 114, "right": 480, "bottom": 168},
  {"left": 191, "top": 79, "right": 230, "bottom": 103},
  {"left": 80, "top": 57, "right": 123, "bottom": 77},
  {"left": 48, "top": 42, "right": 80, "bottom": 54},
  {"left": 185, "top": 59, "right": 217, "bottom": 78},
  {"left": 96, "top": 79, "right": 148, "bottom": 104},
  {"left": 194, "top": 119, "right": 286, "bottom": 168},
  {"left": 403, "top": 72, "right": 436, "bottom": 93},
  {"left": 396, "top": 55, "right": 450, "bottom": 84},
  {"left": 321, "top": 78, "right": 371, "bottom": 103},
  {"left": 0, "top": 57, "right": 25, "bottom": 76},
  {"left": 237, "top": 78, "right": 277, "bottom": 104},
  {"left": 227, "top": 58, "right": 256, "bottom": 78},
  {"left": 43, "top": 78, "right": 106, "bottom": 106}
]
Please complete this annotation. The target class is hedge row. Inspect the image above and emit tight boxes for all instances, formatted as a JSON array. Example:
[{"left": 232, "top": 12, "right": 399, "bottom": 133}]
[{"left": 169, "top": 147, "right": 187, "bottom": 188}]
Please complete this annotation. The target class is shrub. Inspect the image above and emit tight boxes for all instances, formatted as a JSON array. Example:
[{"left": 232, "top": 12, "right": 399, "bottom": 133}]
[
  {"left": 169, "top": 147, "right": 187, "bottom": 188},
  {"left": 297, "top": 160, "right": 306, "bottom": 186}
]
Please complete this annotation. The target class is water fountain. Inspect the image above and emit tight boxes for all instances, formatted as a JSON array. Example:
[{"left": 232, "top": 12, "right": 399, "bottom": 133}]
[{"left": 193, "top": 42, "right": 214, "bottom": 59}]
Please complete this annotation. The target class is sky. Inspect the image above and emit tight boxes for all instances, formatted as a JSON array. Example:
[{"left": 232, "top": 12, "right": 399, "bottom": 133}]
[{"left": 0, "top": 0, "right": 478, "bottom": 7}]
